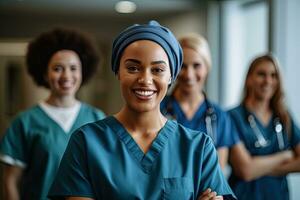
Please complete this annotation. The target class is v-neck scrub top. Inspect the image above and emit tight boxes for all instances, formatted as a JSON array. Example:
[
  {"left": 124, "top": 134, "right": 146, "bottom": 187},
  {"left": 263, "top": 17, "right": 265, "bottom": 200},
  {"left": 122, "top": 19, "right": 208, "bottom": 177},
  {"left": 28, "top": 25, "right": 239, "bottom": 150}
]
[
  {"left": 0, "top": 103, "right": 105, "bottom": 200},
  {"left": 161, "top": 96, "right": 240, "bottom": 148},
  {"left": 228, "top": 105, "right": 300, "bottom": 200},
  {"left": 48, "top": 116, "right": 236, "bottom": 200}
]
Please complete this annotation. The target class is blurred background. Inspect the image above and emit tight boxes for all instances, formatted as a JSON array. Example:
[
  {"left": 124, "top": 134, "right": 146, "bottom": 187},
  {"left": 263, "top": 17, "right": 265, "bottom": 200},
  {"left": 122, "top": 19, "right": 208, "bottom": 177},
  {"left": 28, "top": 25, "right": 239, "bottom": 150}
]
[{"left": 0, "top": 0, "right": 299, "bottom": 199}]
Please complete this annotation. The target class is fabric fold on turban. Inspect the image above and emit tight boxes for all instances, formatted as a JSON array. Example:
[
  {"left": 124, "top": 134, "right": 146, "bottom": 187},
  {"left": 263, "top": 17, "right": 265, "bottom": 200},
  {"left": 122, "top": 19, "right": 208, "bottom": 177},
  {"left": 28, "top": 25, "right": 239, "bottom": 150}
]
[{"left": 111, "top": 20, "right": 183, "bottom": 82}]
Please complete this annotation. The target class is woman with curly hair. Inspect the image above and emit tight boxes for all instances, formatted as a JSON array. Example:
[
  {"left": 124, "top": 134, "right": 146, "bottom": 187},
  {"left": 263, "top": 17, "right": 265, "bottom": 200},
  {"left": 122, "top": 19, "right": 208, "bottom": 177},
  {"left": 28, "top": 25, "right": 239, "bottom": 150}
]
[
  {"left": 0, "top": 27, "right": 105, "bottom": 200},
  {"left": 228, "top": 54, "right": 300, "bottom": 200}
]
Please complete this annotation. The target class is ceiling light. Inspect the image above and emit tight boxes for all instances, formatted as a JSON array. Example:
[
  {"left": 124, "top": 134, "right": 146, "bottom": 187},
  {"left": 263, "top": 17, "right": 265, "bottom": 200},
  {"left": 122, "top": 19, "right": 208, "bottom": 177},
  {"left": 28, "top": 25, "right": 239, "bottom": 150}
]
[{"left": 115, "top": 1, "right": 137, "bottom": 14}]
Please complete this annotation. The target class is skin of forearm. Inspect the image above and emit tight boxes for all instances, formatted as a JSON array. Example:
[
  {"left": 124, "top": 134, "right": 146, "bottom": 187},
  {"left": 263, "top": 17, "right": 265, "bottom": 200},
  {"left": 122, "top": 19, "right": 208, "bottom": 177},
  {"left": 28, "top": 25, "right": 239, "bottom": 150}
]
[
  {"left": 272, "top": 145, "right": 300, "bottom": 175},
  {"left": 3, "top": 181, "right": 20, "bottom": 200},
  {"left": 270, "top": 155, "right": 300, "bottom": 176},
  {"left": 231, "top": 146, "right": 293, "bottom": 181},
  {"left": 3, "top": 165, "right": 24, "bottom": 200},
  {"left": 217, "top": 148, "right": 228, "bottom": 171},
  {"left": 244, "top": 153, "right": 290, "bottom": 180}
]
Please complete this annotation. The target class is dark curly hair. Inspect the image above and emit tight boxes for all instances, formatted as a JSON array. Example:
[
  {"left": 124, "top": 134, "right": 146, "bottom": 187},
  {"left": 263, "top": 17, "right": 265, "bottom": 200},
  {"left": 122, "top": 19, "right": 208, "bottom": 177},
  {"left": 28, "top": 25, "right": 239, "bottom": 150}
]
[{"left": 26, "top": 27, "right": 100, "bottom": 88}]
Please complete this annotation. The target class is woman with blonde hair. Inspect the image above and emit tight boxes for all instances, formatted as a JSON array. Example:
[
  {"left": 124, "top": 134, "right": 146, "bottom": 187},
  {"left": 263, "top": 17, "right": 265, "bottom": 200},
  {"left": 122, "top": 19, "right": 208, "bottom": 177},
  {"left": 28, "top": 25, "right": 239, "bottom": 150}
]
[{"left": 161, "top": 33, "right": 239, "bottom": 170}]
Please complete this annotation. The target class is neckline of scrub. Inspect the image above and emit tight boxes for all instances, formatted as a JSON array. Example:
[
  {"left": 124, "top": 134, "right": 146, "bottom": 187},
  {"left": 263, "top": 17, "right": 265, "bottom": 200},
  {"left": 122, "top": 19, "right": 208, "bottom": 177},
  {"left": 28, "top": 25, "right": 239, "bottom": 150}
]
[
  {"left": 241, "top": 105, "right": 274, "bottom": 130},
  {"left": 36, "top": 103, "right": 84, "bottom": 135},
  {"left": 106, "top": 116, "right": 175, "bottom": 173},
  {"left": 172, "top": 95, "right": 207, "bottom": 123}
]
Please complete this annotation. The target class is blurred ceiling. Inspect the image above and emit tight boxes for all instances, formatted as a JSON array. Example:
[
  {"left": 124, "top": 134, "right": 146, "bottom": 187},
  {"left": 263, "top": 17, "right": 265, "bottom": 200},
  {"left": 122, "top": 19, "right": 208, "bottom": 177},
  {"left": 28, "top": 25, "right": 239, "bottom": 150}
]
[
  {"left": 0, "top": 0, "right": 203, "bottom": 41},
  {"left": 0, "top": 0, "right": 199, "bottom": 15}
]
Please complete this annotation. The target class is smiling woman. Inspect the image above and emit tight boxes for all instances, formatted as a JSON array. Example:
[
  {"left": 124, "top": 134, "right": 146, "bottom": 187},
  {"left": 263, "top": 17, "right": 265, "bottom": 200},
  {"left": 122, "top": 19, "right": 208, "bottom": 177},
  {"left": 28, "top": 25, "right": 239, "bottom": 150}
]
[
  {"left": 0, "top": 27, "right": 106, "bottom": 200},
  {"left": 228, "top": 54, "right": 300, "bottom": 200},
  {"left": 118, "top": 40, "right": 171, "bottom": 115},
  {"left": 48, "top": 21, "right": 236, "bottom": 200},
  {"left": 160, "top": 33, "right": 240, "bottom": 171}
]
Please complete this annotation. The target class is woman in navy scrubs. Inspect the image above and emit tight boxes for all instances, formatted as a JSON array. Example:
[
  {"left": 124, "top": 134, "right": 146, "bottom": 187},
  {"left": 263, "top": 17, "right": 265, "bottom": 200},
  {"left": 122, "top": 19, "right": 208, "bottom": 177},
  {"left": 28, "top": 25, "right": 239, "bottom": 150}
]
[
  {"left": 228, "top": 54, "right": 300, "bottom": 200},
  {"left": 48, "top": 21, "right": 236, "bottom": 200},
  {"left": 161, "top": 34, "right": 239, "bottom": 170}
]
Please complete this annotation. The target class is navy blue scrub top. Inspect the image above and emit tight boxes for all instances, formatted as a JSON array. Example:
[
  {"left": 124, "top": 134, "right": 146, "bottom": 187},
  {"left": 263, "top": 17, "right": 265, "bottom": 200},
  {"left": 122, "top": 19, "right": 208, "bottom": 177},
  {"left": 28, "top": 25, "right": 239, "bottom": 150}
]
[
  {"left": 228, "top": 105, "right": 300, "bottom": 200},
  {"left": 49, "top": 116, "right": 236, "bottom": 200},
  {"left": 161, "top": 95, "right": 240, "bottom": 148}
]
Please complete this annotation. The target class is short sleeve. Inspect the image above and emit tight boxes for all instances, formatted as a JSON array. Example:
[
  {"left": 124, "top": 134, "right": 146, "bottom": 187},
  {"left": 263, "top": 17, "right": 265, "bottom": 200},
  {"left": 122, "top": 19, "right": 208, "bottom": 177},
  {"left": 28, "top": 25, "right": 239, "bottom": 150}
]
[
  {"left": 199, "top": 139, "right": 236, "bottom": 200},
  {"left": 215, "top": 110, "right": 240, "bottom": 148},
  {"left": 95, "top": 109, "right": 106, "bottom": 120},
  {"left": 48, "top": 129, "right": 95, "bottom": 199},
  {"left": 0, "top": 117, "right": 28, "bottom": 167}
]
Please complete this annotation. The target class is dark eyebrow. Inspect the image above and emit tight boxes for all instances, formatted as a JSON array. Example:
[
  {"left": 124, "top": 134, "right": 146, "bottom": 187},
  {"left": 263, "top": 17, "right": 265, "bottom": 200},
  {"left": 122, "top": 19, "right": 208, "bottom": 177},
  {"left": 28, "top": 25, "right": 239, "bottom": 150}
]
[
  {"left": 124, "top": 59, "right": 167, "bottom": 66},
  {"left": 124, "top": 59, "right": 141, "bottom": 64},
  {"left": 151, "top": 61, "right": 167, "bottom": 65}
]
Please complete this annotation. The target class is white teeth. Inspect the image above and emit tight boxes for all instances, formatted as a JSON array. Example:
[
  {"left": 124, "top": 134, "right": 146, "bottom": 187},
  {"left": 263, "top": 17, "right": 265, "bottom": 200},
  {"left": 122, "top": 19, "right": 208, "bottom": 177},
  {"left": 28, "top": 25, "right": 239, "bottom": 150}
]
[
  {"left": 60, "top": 81, "right": 73, "bottom": 87},
  {"left": 135, "top": 90, "right": 154, "bottom": 96}
]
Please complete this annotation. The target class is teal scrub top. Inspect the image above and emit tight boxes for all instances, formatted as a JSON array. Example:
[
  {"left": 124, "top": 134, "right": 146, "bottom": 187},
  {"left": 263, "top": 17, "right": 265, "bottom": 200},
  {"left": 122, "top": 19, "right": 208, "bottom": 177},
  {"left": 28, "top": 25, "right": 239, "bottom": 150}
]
[
  {"left": 49, "top": 116, "right": 236, "bottom": 200},
  {"left": 0, "top": 103, "right": 105, "bottom": 200},
  {"left": 161, "top": 95, "right": 240, "bottom": 148},
  {"left": 228, "top": 105, "right": 300, "bottom": 200}
]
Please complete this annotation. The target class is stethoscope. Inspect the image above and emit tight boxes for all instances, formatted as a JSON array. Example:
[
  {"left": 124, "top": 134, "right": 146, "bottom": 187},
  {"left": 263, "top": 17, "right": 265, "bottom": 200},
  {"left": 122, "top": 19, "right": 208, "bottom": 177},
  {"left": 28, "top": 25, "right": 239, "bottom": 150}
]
[
  {"left": 247, "top": 114, "right": 285, "bottom": 150},
  {"left": 164, "top": 94, "right": 218, "bottom": 144},
  {"left": 205, "top": 106, "right": 217, "bottom": 144}
]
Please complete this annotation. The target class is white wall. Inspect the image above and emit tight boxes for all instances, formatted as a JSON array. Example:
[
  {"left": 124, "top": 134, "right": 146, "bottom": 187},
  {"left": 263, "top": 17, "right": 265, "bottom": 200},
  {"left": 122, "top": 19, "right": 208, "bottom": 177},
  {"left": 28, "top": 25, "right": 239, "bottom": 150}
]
[
  {"left": 213, "top": 0, "right": 300, "bottom": 199},
  {"left": 272, "top": 0, "right": 300, "bottom": 199},
  {"left": 218, "top": 1, "right": 268, "bottom": 108}
]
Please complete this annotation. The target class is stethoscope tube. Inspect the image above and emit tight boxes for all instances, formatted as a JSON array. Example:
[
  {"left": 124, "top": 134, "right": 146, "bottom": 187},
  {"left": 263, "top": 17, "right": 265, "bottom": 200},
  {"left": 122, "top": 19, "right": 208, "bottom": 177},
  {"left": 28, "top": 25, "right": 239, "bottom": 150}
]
[
  {"left": 205, "top": 107, "right": 217, "bottom": 144},
  {"left": 274, "top": 118, "right": 285, "bottom": 150},
  {"left": 248, "top": 115, "right": 270, "bottom": 148},
  {"left": 247, "top": 114, "right": 285, "bottom": 150},
  {"left": 164, "top": 95, "right": 217, "bottom": 144}
]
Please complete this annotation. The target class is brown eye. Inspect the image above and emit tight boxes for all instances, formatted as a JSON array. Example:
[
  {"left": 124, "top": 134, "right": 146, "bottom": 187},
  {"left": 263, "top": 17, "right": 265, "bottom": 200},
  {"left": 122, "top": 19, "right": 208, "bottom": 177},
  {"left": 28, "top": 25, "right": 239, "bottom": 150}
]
[
  {"left": 53, "top": 65, "right": 63, "bottom": 72},
  {"left": 257, "top": 71, "right": 266, "bottom": 78},
  {"left": 127, "top": 66, "right": 139, "bottom": 73},
  {"left": 152, "top": 67, "right": 165, "bottom": 74},
  {"left": 193, "top": 63, "right": 202, "bottom": 69},
  {"left": 70, "top": 65, "right": 79, "bottom": 71}
]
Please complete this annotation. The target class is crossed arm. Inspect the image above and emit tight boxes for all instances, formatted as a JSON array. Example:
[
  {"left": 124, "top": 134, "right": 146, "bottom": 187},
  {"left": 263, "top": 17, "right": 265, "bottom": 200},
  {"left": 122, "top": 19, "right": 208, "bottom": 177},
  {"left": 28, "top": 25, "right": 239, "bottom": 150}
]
[
  {"left": 64, "top": 189, "right": 223, "bottom": 200},
  {"left": 229, "top": 142, "right": 298, "bottom": 181}
]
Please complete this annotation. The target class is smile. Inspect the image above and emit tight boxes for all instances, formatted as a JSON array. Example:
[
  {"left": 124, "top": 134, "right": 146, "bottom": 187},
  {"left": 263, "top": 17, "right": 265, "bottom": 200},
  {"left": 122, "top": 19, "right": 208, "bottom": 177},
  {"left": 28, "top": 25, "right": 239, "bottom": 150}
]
[{"left": 133, "top": 89, "right": 155, "bottom": 99}]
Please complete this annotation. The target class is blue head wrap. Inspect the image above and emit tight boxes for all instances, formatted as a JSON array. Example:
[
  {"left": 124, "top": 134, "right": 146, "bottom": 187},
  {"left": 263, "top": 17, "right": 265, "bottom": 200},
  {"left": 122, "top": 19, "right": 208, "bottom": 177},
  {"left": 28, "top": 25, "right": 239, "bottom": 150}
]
[{"left": 111, "top": 20, "right": 183, "bottom": 82}]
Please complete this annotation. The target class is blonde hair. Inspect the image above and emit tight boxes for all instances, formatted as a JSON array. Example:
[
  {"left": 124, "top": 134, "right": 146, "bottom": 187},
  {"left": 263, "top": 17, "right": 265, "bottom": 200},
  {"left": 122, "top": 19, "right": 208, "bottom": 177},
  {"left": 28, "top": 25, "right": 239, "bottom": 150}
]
[{"left": 178, "top": 33, "right": 212, "bottom": 71}]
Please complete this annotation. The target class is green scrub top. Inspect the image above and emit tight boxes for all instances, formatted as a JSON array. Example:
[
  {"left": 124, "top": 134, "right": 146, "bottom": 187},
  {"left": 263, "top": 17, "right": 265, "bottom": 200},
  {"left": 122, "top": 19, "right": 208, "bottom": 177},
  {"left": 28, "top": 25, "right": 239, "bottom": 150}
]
[
  {"left": 0, "top": 103, "right": 105, "bottom": 200},
  {"left": 49, "top": 116, "right": 236, "bottom": 200}
]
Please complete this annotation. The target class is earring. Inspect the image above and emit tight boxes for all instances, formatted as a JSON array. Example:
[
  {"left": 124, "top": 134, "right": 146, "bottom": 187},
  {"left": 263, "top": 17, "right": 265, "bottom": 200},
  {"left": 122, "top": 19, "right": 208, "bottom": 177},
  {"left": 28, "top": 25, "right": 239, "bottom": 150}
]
[{"left": 168, "top": 77, "right": 172, "bottom": 84}]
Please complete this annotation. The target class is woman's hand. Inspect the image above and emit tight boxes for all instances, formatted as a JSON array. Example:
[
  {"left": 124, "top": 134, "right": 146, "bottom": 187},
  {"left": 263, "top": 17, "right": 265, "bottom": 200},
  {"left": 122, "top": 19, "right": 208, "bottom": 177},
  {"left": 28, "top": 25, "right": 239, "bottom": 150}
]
[{"left": 198, "top": 188, "right": 223, "bottom": 200}]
